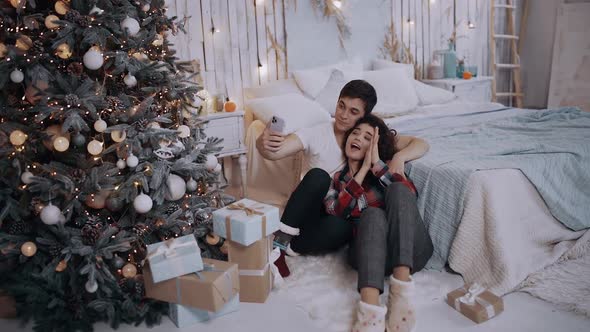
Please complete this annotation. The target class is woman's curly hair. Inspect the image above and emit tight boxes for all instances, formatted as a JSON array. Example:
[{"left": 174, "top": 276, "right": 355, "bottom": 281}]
[{"left": 342, "top": 114, "right": 398, "bottom": 161}]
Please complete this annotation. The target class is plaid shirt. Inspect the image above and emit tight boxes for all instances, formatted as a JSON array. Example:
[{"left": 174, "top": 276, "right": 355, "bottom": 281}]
[{"left": 324, "top": 160, "right": 417, "bottom": 221}]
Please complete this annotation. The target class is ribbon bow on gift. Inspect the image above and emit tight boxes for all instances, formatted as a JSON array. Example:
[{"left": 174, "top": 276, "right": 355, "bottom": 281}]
[
  {"left": 227, "top": 203, "right": 264, "bottom": 216},
  {"left": 455, "top": 283, "right": 496, "bottom": 319},
  {"left": 147, "top": 238, "right": 194, "bottom": 262}
]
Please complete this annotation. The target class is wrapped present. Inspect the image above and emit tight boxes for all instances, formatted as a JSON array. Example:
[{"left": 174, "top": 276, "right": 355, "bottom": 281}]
[
  {"left": 228, "top": 235, "right": 272, "bottom": 270},
  {"left": 239, "top": 263, "right": 272, "bottom": 303},
  {"left": 212, "top": 199, "right": 280, "bottom": 246},
  {"left": 446, "top": 283, "right": 504, "bottom": 323},
  {"left": 145, "top": 258, "right": 239, "bottom": 312},
  {"left": 168, "top": 294, "right": 239, "bottom": 328},
  {"left": 146, "top": 234, "right": 203, "bottom": 283},
  {"left": 0, "top": 290, "right": 17, "bottom": 319}
]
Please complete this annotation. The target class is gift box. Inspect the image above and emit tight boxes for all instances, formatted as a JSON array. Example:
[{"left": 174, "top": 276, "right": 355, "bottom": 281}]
[
  {"left": 145, "top": 258, "right": 239, "bottom": 312},
  {"left": 228, "top": 235, "right": 273, "bottom": 270},
  {"left": 146, "top": 235, "right": 204, "bottom": 283},
  {"left": 446, "top": 283, "right": 504, "bottom": 323},
  {"left": 168, "top": 294, "right": 240, "bottom": 328},
  {"left": 0, "top": 290, "right": 17, "bottom": 319},
  {"left": 239, "top": 263, "right": 272, "bottom": 303},
  {"left": 212, "top": 199, "right": 280, "bottom": 246}
]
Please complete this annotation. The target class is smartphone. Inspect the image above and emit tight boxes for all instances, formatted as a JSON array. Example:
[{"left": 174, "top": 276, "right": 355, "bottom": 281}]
[
  {"left": 273, "top": 231, "right": 292, "bottom": 251},
  {"left": 269, "top": 115, "right": 285, "bottom": 133}
]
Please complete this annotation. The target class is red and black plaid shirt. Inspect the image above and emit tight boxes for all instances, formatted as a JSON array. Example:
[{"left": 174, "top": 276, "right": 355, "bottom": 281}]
[{"left": 324, "top": 160, "right": 417, "bottom": 221}]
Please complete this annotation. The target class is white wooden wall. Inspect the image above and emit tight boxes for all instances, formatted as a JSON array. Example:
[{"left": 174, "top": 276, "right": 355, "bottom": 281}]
[{"left": 167, "top": 0, "right": 515, "bottom": 107}]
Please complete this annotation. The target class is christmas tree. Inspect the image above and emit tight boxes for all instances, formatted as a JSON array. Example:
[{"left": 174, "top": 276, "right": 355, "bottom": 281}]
[{"left": 0, "top": 1, "right": 229, "bottom": 330}]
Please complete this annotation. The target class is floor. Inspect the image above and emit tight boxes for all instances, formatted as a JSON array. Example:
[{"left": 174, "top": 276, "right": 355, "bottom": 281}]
[{"left": 1, "top": 289, "right": 589, "bottom": 332}]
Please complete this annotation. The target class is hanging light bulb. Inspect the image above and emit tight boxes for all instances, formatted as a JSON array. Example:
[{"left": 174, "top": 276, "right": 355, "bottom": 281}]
[
  {"left": 407, "top": 18, "right": 415, "bottom": 25},
  {"left": 468, "top": 21, "right": 476, "bottom": 29}
]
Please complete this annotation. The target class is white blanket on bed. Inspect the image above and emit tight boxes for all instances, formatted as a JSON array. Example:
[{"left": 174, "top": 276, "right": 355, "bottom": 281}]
[{"left": 448, "top": 169, "right": 586, "bottom": 295}]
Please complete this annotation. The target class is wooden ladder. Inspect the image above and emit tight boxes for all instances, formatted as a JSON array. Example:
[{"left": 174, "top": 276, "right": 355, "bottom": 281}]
[{"left": 490, "top": 0, "right": 528, "bottom": 108}]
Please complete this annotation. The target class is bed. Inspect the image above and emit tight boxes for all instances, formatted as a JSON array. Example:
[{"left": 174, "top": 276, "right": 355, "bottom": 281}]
[{"left": 242, "top": 60, "right": 590, "bottom": 296}]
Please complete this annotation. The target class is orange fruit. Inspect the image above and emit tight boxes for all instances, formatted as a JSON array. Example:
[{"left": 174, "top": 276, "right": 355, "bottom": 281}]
[
  {"left": 224, "top": 100, "right": 237, "bottom": 112},
  {"left": 463, "top": 71, "right": 473, "bottom": 79}
]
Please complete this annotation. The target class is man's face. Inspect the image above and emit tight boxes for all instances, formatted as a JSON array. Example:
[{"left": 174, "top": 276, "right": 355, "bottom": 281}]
[{"left": 334, "top": 97, "right": 365, "bottom": 132}]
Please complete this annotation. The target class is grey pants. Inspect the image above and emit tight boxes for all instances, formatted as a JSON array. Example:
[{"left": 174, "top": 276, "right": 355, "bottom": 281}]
[{"left": 348, "top": 182, "right": 434, "bottom": 293}]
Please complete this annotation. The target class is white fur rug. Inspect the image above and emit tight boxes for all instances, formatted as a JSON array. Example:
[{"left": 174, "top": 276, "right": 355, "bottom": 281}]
[
  {"left": 518, "top": 230, "right": 590, "bottom": 317},
  {"left": 275, "top": 249, "right": 463, "bottom": 332},
  {"left": 276, "top": 231, "right": 590, "bottom": 331}
]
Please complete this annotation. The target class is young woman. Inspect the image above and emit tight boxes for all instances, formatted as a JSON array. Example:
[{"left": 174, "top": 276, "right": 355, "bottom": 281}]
[{"left": 324, "top": 115, "right": 433, "bottom": 332}]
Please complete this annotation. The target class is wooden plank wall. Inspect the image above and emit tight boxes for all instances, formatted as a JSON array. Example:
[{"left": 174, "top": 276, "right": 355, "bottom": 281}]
[{"left": 167, "top": 0, "right": 510, "bottom": 107}]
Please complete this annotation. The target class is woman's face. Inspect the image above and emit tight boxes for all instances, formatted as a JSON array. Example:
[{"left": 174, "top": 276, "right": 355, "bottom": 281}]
[{"left": 345, "top": 123, "right": 374, "bottom": 162}]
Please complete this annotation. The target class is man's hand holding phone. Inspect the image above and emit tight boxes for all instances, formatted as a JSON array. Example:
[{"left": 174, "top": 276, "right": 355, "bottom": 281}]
[{"left": 262, "top": 116, "right": 286, "bottom": 153}]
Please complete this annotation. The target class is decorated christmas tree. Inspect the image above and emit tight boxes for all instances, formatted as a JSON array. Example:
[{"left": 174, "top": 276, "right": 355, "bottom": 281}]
[{"left": 0, "top": 0, "right": 229, "bottom": 330}]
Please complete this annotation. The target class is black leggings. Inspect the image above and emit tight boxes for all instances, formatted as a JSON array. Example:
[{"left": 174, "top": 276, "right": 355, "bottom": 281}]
[{"left": 281, "top": 168, "right": 353, "bottom": 254}]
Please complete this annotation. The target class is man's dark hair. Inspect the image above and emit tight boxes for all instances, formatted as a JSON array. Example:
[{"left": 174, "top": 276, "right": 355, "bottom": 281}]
[{"left": 338, "top": 79, "right": 378, "bottom": 115}]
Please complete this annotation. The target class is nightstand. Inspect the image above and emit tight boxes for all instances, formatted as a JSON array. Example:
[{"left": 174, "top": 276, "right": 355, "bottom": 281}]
[
  {"left": 198, "top": 110, "right": 247, "bottom": 198},
  {"left": 422, "top": 76, "right": 493, "bottom": 102}
]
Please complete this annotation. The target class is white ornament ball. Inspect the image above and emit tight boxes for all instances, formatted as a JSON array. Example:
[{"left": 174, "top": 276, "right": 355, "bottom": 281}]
[
  {"left": 165, "top": 174, "right": 187, "bottom": 201},
  {"left": 148, "top": 122, "right": 161, "bottom": 129},
  {"left": 177, "top": 125, "right": 190, "bottom": 138},
  {"left": 45, "top": 15, "right": 60, "bottom": 29},
  {"left": 9, "top": 130, "right": 27, "bottom": 146},
  {"left": 87, "top": 140, "right": 103, "bottom": 155},
  {"left": 85, "top": 280, "right": 98, "bottom": 293},
  {"left": 186, "top": 178, "right": 198, "bottom": 192},
  {"left": 142, "top": 4, "right": 150, "bottom": 12},
  {"left": 83, "top": 47, "right": 104, "bottom": 70},
  {"left": 89, "top": 5, "right": 104, "bottom": 15},
  {"left": 123, "top": 74, "right": 137, "bottom": 87},
  {"left": 121, "top": 16, "right": 140, "bottom": 36},
  {"left": 205, "top": 154, "right": 218, "bottom": 171},
  {"left": 111, "top": 130, "right": 126, "bottom": 142},
  {"left": 126, "top": 154, "right": 139, "bottom": 168},
  {"left": 116, "top": 159, "right": 127, "bottom": 169},
  {"left": 40, "top": 204, "right": 61, "bottom": 225},
  {"left": 214, "top": 163, "right": 222, "bottom": 173},
  {"left": 94, "top": 119, "right": 107, "bottom": 132},
  {"left": 10, "top": 69, "right": 24, "bottom": 83},
  {"left": 21, "top": 171, "right": 34, "bottom": 184},
  {"left": 53, "top": 136, "right": 70, "bottom": 152},
  {"left": 133, "top": 193, "right": 153, "bottom": 214}
]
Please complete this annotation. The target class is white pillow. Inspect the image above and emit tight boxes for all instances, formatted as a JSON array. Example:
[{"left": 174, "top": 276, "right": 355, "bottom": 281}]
[
  {"left": 243, "top": 79, "right": 302, "bottom": 100},
  {"left": 245, "top": 94, "right": 331, "bottom": 134},
  {"left": 414, "top": 80, "right": 456, "bottom": 105},
  {"left": 314, "top": 70, "right": 360, "bottom": 116},
  {"left": 293, "top": 61, "right": 363, "bottom": 99},
  {"left": 372, "top": 59, "right": 414, "bottom": 79},
  {"left": 362, "top": 67, "right": 419, "bottom": 117}
]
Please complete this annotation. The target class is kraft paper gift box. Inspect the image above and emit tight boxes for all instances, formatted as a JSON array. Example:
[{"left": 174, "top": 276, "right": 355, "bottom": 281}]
[
  {"left": 446, "top": 283, "right": 504, "bottom": 323},
  {"left": 239, "top": 263, "right": 272, "bottom": 303},
  {"left": 228, "top": 235, "right": 273, "bottom": 270},
  {"left": 212, "top": 199, "right": 280, "bottom": 246},
  {"left": 146, "top": 234, "right": 203, "bottom": 283},
  {"left": 144, "top": 258, "right": 239, "bottom": 312},
  {"left": 168, "top": 294, "right": 240, "bottom": 328}
]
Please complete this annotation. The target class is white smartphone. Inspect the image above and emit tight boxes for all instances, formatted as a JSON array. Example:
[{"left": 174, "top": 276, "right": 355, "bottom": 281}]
[{"left": 269, "top": 115, "right": 285, "bottom": 133}]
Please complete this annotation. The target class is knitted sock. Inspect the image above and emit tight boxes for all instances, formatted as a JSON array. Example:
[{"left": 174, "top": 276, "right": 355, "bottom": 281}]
[
  {"left": 386, "top": 276, "right": 416, "bottom": 332},
  {"left": 273, "top": 249, "right": 291, "bottom": 278},
  {"left": 351, "top": 301, "right": 387, "bottom": 332}
]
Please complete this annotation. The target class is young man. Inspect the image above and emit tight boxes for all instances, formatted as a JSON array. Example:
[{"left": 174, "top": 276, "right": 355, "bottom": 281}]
[{"left": 256, "top": 80, "right": 430, "bottom": 256}]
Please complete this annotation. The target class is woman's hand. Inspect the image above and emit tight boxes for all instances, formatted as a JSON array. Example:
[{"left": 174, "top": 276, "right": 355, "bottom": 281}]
[
  {"left": 371, "top": 126, "right": 380, "bottom": 164},
  {"left": 355, "top": 139, "right": 373, "bottom": 184}
]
